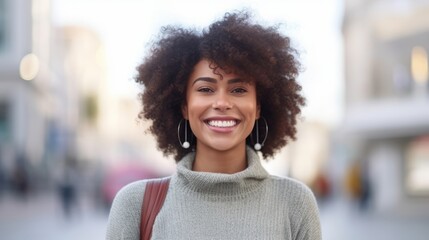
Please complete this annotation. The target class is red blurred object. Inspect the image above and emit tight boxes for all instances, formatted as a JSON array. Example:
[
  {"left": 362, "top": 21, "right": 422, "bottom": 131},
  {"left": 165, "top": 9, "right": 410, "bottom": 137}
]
[{"left": 101, "top": 163, "right": 158, "bottom": 206}]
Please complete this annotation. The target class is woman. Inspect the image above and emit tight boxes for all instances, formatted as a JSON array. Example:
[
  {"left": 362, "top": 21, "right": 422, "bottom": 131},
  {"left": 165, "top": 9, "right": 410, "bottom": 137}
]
[{"left": 106, "top": 11, "right": 322, "bottom": 240}]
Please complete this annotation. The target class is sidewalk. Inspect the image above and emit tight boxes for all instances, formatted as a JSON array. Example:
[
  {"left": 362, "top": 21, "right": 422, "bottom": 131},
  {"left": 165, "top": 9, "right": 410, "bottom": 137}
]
[
  {"left": 320, "top": 196, "right": 429, "bottom": 240},
  {"left": 0, "top": 192, "right": 108, "bottom": 240}
]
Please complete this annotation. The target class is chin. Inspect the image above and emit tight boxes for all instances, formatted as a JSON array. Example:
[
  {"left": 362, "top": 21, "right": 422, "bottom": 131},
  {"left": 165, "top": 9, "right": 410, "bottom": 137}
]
[{"left": 207, "top": 142, "right": 242, "bottom": 152}]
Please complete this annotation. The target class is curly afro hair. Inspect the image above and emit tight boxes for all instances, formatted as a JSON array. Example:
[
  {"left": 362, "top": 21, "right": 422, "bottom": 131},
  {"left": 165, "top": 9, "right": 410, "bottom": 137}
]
[{"left": 136, "top": 11, "right": 305, "bottom": 161}]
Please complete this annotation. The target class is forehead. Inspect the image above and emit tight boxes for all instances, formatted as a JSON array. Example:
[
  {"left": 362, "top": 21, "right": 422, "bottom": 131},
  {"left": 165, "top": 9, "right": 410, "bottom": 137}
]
[{"left": 189, "top": 59, "right": 239, "bottom": 80}]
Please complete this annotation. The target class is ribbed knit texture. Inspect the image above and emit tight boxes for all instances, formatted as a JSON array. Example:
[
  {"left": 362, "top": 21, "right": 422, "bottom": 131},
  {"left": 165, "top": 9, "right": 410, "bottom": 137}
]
[{"left": 106, "top": 147, "right": 322, "bottom": 240}]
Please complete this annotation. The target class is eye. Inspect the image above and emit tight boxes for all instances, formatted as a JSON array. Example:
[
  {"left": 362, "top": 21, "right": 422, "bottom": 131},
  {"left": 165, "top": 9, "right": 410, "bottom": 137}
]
[
  {"left": 231, "top": 87, "right": 248, "bottom": 94},
  {"left": 197, "top": 87, "right": 213, "bottom": 93}
]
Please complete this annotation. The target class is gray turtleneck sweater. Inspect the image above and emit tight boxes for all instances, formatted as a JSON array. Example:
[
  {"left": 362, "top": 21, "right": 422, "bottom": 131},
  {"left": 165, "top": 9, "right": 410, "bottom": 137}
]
[{"left": 106, "top": 148, "right": 322, "bottom": 240}]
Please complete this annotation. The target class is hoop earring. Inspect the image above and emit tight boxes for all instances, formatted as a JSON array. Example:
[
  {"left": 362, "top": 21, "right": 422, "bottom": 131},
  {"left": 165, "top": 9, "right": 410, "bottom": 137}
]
[
  {"left": 178, "top": 119, "right": 190, "bottom": 149},
  {"left": 253, "top": 117, "right": 268, "bottom": 151}
]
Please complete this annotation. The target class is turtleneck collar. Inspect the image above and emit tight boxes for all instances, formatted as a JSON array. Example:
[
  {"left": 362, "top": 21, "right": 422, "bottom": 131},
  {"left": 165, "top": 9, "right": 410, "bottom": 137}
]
[{"left": 172, "top": 147, "right": 269, "bottom": 199}]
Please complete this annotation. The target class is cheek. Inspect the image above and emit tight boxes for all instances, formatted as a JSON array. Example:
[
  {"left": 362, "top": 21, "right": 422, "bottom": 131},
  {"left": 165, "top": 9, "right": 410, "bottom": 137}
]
[
  {"left": 247, "top": 89, "right": 259, "bottom": 117},
  {"left": 186, "top": 97, "right": 205, "bottom": 117},
  {"left": 244, "top": 101, "right": 259, "bottom": 118}
]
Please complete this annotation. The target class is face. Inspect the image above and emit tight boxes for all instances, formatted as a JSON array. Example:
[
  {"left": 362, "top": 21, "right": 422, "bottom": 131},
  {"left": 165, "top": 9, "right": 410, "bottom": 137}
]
[{"left": 182, "top": 59, "right": 260, "bottom": 153}]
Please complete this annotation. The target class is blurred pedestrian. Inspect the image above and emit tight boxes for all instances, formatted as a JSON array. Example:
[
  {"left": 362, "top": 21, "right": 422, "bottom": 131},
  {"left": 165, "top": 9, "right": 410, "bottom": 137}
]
[
  {"left": 107, "top": 11, "right": 321, "bottom": 240},
  {"left": 344, "top": 159, "right": 372, "bottom": 211},
  {"left": 10, "top": 152, "right": 30, "bottom": 199},
  {"left": 0, "top": 148, "right": 5, "bottom": 197},
  {"left": 312, "top": 171, "right": 332, "bottom": 201},
  {"left": 57, "top": 154, "right": 79, "bottom": 218},
  {"left": 344, "top": 161, "right": 362, "bottom": 199},
  {"left": 359, "top": 159, "right": 372, "bottom": 210}
]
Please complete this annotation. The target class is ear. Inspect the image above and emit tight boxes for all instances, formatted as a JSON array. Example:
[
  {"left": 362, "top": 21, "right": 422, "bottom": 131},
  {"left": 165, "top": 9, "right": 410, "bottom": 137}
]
[{"left": 181, "top": 103, "right": 188, "bottom": 119}]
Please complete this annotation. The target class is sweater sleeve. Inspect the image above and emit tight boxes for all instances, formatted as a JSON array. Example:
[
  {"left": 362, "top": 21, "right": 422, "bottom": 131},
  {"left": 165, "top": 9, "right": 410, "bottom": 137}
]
[
  {"left": 106, "top": 180, "right": 147, "bottom": 240},
  {"left": 292, "top": 184, "right": 322, "bottom": 240}
]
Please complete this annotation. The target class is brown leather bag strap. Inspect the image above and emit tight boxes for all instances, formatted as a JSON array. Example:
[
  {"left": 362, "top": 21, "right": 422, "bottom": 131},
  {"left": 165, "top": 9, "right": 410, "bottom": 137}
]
[{"left": 140, "top": 178, "right": 170, "bottom": 240}]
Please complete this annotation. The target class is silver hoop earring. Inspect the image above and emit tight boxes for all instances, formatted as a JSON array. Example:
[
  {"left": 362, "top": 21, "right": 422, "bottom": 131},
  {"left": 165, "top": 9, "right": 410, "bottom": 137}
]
[
  {"left": 253, "top": 117, "right": 268, "bottom": 151},
  {"left": 178, "top": 119, "right": 190, "bottom": 149}
]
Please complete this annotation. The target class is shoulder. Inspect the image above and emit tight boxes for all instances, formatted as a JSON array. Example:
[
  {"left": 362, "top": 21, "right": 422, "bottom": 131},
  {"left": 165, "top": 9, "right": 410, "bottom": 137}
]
[
  {"left": 111, "top": 177, "right": 171, "bottom": 208},
  {"left": 115, "top": 179, "right": 148, "bottom": 200},
  {"left": 106, "top": 178, "right": 167, "bottom": 240},
  {"left": 267, "top": 175, "right": 315, "bottom": 201},
  {"left": 267, "top": 175, "right": 320, "bottom": 223},
  {"left": 110, "top": 176, "right": 172, "bottom": 213},
  {"left": 106, "top": 180, "right": 146, "bottom": 239},
  {"left": 267, "top": 175, "right": 322, "bottom": 239},
  {"left": 108, "top": 179, "right": 149, "bottom": 218}
]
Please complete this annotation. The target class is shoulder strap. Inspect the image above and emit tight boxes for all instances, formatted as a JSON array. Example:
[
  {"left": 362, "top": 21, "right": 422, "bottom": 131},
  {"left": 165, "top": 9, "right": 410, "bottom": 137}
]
[{"left": 140, "top": 177, "right": 171, "bottom": 240}]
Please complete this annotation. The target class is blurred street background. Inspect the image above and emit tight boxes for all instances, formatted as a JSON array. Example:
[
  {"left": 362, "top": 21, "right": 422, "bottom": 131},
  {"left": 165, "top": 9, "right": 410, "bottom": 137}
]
[{"left": 1, "top": 0, "right": 429, "bottom": 239}]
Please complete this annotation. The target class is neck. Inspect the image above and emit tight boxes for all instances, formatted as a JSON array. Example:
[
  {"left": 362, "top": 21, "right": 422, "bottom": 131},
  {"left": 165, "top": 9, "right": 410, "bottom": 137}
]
[{"left": 192, "top": 143, "right": 247, "bottom": 174}]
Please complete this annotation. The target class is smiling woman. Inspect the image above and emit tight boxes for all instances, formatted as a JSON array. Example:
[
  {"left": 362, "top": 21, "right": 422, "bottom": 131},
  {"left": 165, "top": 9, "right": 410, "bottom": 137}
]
[
  {"left": 183, "top": 59, "right": 260, "bottom": 173},
  {"left": 106, "top": 10, "right": 321, "bottom": 240}
]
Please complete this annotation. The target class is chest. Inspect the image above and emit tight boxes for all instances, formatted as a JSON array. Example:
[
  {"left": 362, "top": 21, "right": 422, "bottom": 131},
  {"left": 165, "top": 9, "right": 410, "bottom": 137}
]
[{"left": 151, "top": 191, "right": 293, "bottom": 240}]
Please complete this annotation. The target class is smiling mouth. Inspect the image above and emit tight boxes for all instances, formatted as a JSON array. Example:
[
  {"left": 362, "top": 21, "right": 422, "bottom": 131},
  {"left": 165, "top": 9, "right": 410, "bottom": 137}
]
[{"left": 206, "top": 120, "right": 238, "bottom": 128}]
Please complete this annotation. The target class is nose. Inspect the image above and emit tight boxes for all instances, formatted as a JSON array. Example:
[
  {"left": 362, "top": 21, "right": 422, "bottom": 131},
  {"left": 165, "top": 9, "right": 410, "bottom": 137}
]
[{"left": 212, "top": 92, "right": 233, "bottom": 111}]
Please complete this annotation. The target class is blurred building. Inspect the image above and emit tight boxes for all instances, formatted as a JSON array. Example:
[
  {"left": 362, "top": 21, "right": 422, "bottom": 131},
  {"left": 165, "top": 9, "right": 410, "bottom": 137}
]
[
  {"left": 52, "top": 25, "right": 175, "bottom": 172},
  {"left": 0, "top": 0, "right": 55, "bottom": 189},
  {"left": 0, "top": 0, "right": 112, "bottom": 191},
  {"left": 52, "top": 26, "right": 106, "bottom": 162},
  {"left": 341, "top": 0, "right": 429, "bottom": 214},
  {"left": 1, "top": 0, "right": 174, "bottom": 195}
]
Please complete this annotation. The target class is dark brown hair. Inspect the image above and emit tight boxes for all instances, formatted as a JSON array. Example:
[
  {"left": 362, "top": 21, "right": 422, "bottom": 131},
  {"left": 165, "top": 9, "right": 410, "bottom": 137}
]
[{"left": 136, "top": 11, "right": 305, "bottom": 161}]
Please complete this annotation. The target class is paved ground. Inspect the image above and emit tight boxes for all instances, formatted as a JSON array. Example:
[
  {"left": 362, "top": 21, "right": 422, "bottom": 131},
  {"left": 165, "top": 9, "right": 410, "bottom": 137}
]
[
  {"left": 1, "top": 191, "right": 429, "bottom": 239},
  {"left": 0, "top": 192, "right": 107, "bottom": 240},
  {"left": 319, "top": 196, "right": 429, "bottom": 240}
]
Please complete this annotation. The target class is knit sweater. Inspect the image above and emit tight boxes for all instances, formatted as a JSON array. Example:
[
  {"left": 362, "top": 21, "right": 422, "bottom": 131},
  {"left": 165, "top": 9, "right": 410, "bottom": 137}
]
[{"left": 106, "top": 148, "right": 322, "bottom": 240}]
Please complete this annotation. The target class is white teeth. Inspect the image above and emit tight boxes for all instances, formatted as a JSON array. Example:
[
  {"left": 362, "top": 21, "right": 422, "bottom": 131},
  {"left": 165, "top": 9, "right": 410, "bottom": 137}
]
[{"left": 207, "top": 120, "right": 237, "bottom": 128}]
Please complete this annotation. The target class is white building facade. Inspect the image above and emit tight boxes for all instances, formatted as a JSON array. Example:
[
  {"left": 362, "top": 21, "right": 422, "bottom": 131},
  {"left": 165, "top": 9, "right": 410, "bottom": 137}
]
[{"left": 341, "top": 0, "right": 429, "bottom": 215}]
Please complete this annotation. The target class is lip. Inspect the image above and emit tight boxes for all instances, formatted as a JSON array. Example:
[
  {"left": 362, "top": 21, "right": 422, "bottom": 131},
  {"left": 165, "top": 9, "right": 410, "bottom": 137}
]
[{"left": 203, "top": 117, "right": 240, "bottom": 133}]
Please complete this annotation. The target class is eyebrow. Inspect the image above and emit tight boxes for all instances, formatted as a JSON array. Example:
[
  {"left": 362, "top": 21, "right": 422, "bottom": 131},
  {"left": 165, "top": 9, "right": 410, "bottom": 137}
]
[{"left": 192, "top": 77, "right": 244, "bottom": 85}]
